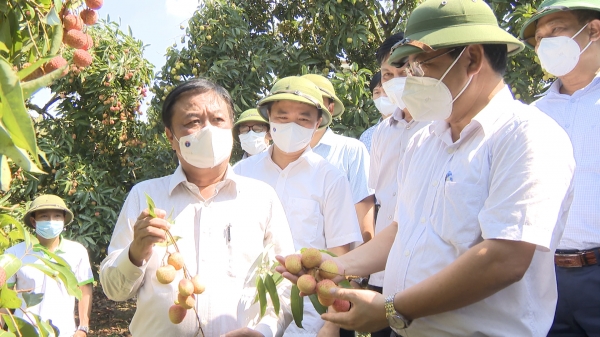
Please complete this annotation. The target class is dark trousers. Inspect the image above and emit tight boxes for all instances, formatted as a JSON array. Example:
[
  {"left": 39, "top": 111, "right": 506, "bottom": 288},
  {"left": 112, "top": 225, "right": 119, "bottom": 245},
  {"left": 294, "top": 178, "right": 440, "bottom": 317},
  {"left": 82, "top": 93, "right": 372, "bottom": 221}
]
[{"left": 548, "top": 264, "right": 600, "bottom": 336}]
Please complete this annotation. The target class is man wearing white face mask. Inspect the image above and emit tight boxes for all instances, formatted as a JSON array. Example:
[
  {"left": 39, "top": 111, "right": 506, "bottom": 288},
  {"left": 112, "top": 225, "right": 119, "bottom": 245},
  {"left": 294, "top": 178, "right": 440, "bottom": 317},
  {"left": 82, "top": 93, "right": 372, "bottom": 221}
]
[
  {"left": 520, "top": 1, "right": 600, "bottom": 335},
  {"left": 3, "top": 195, "right": 93, "bottom": 337},
  {"left": 100, "top": 79, "right": 296, "bottom": 337},
  {"left": 234, "top": 108, "right": 271, "bottom": 160},
  {"left": 277, "top": 0, "right": 575, "bottom": 336},
  {"left": 234, "top": 76, "right": 363, "bottom": 337}
]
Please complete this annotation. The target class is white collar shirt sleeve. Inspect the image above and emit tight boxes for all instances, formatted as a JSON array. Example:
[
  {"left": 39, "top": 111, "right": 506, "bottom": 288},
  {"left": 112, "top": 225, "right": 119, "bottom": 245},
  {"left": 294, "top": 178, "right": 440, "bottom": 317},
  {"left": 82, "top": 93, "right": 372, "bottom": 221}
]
[{"left": 100, "top": 165, "right": 296, "bottom": 337}]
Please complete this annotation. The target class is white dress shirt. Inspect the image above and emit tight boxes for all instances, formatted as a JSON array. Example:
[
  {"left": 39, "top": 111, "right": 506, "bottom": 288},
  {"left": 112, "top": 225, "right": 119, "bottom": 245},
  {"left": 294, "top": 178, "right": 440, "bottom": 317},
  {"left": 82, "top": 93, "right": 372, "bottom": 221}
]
[
  {"left": 368, "top": 111, "right": 430, "bottom": 287},
  {"left": 100, "top": 166, "right": 295, "bottom": 337},
  {"left": 383, "top": 86, "right": 575, "bottom": 337},
  {"left": 533, "top": 75, "right": 600, "bottom": 250},
  {"left": 313, "top": 128, "right": 374, "bottom": 204},
  {"left": 359, "top": 118, "right": 382, "bottom": 153},
  {"left": 6, "top": 239, "right": 94, "bottom": 337},
  {"left": 234, "top": 146, "right": 363, "bottom": 336}
]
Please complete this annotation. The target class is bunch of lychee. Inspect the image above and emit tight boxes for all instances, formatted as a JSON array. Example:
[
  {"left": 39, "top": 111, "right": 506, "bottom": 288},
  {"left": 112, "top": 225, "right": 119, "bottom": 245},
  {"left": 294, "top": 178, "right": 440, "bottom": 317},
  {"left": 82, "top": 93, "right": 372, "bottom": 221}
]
[
  {"left": 286, "top": 248, "right": 351, "bottom": 312},
  {"left": 155, "top": 252, "right": 206, "bottom": 324}
]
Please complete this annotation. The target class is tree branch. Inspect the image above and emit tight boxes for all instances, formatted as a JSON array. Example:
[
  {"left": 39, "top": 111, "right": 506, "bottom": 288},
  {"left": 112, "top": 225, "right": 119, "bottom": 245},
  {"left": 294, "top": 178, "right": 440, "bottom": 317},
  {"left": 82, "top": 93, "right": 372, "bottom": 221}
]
[{"left": 368, "top": 14, "right": 383, "bottom": 46}]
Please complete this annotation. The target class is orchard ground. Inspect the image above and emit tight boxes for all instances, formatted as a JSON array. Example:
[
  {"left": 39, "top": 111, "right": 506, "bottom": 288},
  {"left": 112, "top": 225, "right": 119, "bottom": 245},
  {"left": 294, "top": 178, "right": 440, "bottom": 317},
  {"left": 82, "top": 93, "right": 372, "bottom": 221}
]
[{"left": 77, "top": 284, "right": 135, "bottom": 336}]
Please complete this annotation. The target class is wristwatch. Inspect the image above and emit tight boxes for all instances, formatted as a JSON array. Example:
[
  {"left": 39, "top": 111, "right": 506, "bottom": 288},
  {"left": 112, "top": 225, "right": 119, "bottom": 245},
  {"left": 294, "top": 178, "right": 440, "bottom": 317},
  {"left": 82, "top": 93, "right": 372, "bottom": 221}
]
[
  {"left": 385, "top": 294, "right": 412, "bottom": 333},
  {"left": 77, "top": 326, "right": 89, "bottom": 334}
]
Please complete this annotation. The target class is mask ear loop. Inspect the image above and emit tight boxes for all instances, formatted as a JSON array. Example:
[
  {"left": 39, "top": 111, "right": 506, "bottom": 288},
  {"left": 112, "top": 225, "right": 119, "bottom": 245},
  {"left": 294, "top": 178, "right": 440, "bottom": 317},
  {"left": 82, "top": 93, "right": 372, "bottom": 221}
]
[
  {"left": 437, "top": 47, "right": 468, "bottom": 86},
  {"left": 573, "top": 23, "right": 593, "bottom": 55}
]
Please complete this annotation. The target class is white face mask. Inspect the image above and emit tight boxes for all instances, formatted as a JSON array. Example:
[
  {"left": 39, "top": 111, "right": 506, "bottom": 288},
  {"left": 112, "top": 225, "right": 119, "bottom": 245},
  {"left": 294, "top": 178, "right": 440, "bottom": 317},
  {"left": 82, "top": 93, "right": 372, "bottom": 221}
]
[
  {"left": 373, "top": 97, "right": 396, "bottom": 118},
  {"left": 381, "top": 77, "right": 407, "bottom": 110},
  {"left": 269, "top": 121, "right": 315, "bottom": 153},
  {"left": 402, "top": 48, "right": 472, "bottom": 122},
  {"left": 36, "top": 220, "right": 64, "bottom": 239},
  {"left": 239, "top": 131, "right": 268, "bottom": 156},
  {"left": 173, "top": 125, "right": 233, "bottom": 168},
  {"left": 537, "top": 23, "right": 592, "bottom": 77}
]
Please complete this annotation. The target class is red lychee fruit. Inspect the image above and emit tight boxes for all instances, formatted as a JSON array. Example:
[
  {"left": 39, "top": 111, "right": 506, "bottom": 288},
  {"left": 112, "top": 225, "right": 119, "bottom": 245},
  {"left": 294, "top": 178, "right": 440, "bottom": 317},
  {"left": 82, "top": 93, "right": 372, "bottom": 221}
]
[
  {"left": 73, "top": 49, "right": 93, "bottom": 68},
  {"left": 332, "top": 299, "right": 351, "bottom": 312},
  {"left": 85, "top": 0, "right": 104, "bottom": 10},
  {"left": 168, "top": 304, "right": 186, "bottom": 324},
  {"left": 82, "top": 34, "right": 94, "bottom": 51},
  {"left": 317, "top": 294, "right": 335, "bottom": 307},
  {"left": 80, "top": 9, "right": 98, "bottom": 25},
  {"left": 64, "top": 30, "right": 87, "bottom": 49},
  {"left": 63, "top": 14, "right": 83, "bottom": 31},
  {"left": 0, "top": 267, "right": 6, "bottom": 288},
  {"left": 43, "top": 56, "right": 68, "bottom": 76}
]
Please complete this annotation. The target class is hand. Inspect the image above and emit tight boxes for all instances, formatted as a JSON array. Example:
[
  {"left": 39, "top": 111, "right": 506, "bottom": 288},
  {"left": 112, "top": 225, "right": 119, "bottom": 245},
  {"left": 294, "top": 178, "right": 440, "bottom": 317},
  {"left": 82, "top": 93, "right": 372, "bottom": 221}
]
[
  {"left": 316, "top": 321, "right": 341, "bottom": 337},
  {"left": 73, "top": 330, "right": 87, "bottom": 337},
  {"left": 220, "top": 327, "right": 264, "bottom": 337},
  {"left": 275, "top": 253, "right": 346, "bottom": 287},
  {"left": 320, "top": 287, "right": 388, "bottom": 333},
  {"left": 129, "top": 208, "right": 170, "bottom": 266}
]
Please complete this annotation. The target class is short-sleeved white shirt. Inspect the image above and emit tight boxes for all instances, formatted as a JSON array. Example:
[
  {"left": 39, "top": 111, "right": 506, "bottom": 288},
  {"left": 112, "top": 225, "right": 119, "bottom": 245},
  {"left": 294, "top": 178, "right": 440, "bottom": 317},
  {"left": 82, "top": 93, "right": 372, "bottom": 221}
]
[
  {"left": 6, "top": 239, "right": 93, "bottom": 337},
  {"left": 384, "top": 86, "right": 575, "bottom": 337},
  {"left": 533, "top": 75, "right": 600, "bottom": 250},
  {"left": 313, "top": 128, "right": 374, "bottom": 204},
  {"left": 234, "top": 146, "right": 363, "bottom": 336},
  {"left": 368, "top": 110, "right": 430, "bottom": 287}
]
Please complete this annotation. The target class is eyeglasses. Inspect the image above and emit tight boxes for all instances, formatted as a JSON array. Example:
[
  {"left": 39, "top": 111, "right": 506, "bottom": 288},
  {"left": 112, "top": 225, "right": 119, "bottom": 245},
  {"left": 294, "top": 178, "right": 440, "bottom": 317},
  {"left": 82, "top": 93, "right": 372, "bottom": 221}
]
[
  {"left": 239, "top": 124, "right": 268, "bottom": 134},
  {"left": 405, "top": 48, "right": 457, "bottom": 77}
]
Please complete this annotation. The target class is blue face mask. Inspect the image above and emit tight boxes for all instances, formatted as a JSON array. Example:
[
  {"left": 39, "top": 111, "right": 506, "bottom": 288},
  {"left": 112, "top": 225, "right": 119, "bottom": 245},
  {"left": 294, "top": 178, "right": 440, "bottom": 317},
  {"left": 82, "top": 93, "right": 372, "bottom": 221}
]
[{"left": 35, "top": 220, "right": 64, "bottom": 239}]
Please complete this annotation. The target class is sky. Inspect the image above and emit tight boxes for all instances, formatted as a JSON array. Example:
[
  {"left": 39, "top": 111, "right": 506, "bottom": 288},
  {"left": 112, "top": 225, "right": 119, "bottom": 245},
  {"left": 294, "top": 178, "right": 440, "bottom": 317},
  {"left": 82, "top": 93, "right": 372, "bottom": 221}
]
[{"left": 31, "top": 0, "right": 201, "bottom": 116}]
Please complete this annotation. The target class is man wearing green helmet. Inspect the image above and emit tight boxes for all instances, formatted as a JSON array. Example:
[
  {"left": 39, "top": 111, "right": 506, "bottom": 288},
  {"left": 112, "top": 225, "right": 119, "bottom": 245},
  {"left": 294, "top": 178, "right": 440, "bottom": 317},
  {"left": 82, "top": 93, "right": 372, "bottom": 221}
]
[
  {"left": 233, "top": 108, "right": 271, "bottom": 159},
  {"left": 234, "top": 76, "right": 363, "bottom": 336},
  {"left": 276, "top": 0, "right": 575, "bottom": 335},
  {"left": 3, "top": 195, "right": 93, "bottom": 337},
  {"left": 520, "top": 1, "right": 600, "bottom": 335}
]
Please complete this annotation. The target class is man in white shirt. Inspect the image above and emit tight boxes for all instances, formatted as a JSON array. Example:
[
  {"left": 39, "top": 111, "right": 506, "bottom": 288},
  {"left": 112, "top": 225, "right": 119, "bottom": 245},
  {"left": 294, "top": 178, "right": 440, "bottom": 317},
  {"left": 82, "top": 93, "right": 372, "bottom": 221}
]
[
  {"left": 277, "top": 0, "right": 575, "bottom": 336},
  {"left": 234, "top": 76, "right": 363, "bottom": 337},
  {"left": 520, "top": 1, "right": 600, "bottom": 335},
  {"left": 367, "top": 33, "right": 431, "bottom": 337},
  {"left": 302, "top": 74, "right": 375, "bottom": 244},
  {"left": 234, "top": 108, "right": 271, "bottom": 160},
  {"left": 100, "top": 78, "right": 296, "bottom": 337}
]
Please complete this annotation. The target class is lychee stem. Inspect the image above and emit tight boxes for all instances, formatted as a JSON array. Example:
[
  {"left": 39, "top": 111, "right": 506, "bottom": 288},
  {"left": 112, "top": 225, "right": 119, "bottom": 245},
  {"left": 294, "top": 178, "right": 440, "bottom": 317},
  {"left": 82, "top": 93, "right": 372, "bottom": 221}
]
[{"left": 314, "top": 267, "right": 364, "bottom": 280}]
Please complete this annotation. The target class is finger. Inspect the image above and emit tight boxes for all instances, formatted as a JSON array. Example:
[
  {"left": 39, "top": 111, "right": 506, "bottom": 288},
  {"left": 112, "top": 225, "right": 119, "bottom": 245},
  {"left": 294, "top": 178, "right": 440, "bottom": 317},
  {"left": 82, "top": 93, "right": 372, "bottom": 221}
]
[
  {"left": 329, "top": 287, "right": 355, "bottom": 302},
  {"left": 321, "top": 310, "right": 353, "bottom": 328},
  {"left": 137, "top": 208, "right": 152, "bottom": 220},
  {"left": 275, "top": 255, "right": 286, "bottom": 266},
  {"left": 280, "top": 271, "right": 299, "bottom": 284},
  {"left": 134, "top": 217, "right": 171, "bottom": 232},
  {"left": 154, "top": 208, "right": 167, "bottom": 219}
]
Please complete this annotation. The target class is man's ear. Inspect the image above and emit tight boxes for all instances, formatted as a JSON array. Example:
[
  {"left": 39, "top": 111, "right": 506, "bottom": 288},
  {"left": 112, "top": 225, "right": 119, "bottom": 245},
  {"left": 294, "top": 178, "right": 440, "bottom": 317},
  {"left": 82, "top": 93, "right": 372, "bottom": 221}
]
[
  {"left": 165, "top": 127, "right": 177, "bottom": 151},
  {"left": 589, "top": 19, "right": 600, "bottom": 42},
  {"left": 465, "top": 44, "right": 485, "bottom": 77},
  {"left": 328, "top": 103, "right": 335, "bottom": 114},
  {"left": 30, "top": 217, "right": 37, "bottom": 228},
  {"left": 316, "top": 117, "right": 323, "bottom": 130}
]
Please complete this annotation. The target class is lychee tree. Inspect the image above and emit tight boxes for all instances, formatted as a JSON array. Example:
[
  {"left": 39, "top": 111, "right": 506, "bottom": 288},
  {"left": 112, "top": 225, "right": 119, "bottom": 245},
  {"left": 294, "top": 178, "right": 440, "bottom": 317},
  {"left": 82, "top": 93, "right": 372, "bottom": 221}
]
[{"left": 151, "top": 0, "right": 548, "bottom": 144}]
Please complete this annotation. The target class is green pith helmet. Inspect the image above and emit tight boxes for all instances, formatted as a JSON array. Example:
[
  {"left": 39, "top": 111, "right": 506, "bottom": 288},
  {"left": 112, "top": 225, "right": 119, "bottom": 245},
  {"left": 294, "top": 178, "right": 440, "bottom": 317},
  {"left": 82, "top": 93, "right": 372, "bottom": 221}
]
[
  {"left": 24, "top": 194, "right": 74, "bottom": 227},
  {"left": 301, "top": 74, "right": 345, "bottom": 118},
  {"left": 388, "top": 0, "right": 524, "bottom": 66},
  {"left": 257, "top": 76, "right": 332, "bottom": 128},
  {"left": 233, "top": 108, "right": 269, "bottom": 141},
  {"left": 520, "top": 0, "right": 600, "bottom": 49}
]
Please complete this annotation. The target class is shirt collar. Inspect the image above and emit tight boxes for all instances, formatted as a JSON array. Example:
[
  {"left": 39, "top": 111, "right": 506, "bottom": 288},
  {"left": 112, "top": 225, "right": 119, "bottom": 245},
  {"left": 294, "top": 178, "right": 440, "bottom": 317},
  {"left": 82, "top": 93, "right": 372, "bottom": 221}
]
[
  {"left": 429, "top": 85, "right": 513, "bottom": 138},
  {"left": 317, "top": 128, "right": 336, "bottom": 146},
  {"left": 33, "top": 236, "right": 66, "bottom": 253},
  {"left": 547, "top": 72, "right": 600, "bottom": 97},
  {"left": 168, "top": 164, "right": 237, "bottom": 196},
  {"left": 266, "top": 145, "right": 318, "bottom": 169}
]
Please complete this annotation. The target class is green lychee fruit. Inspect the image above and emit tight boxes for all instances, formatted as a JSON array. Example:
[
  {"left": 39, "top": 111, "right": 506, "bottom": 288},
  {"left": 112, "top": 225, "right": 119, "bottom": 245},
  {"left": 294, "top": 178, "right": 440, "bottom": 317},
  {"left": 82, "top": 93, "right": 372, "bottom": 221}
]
[
  {"left": 297, "top": 274, "right": 317, "bottom": 295},
  {"left": 285, "top": 254, "right": 303, "bottom": 274},
  {"left": 301, "top": 248, "right": 322, "bottom": 269},
  {"left": 319, "top": 260, "right": 339, "bottom": 280},
  {"left": 156, "top": 265, "right": 176, "bottom": 284},
  {"left": 168, "top": 304, "right": 187, "bottom": 324},
  {"left": 179, "top": 278, "right": 194, "bottom": 297}
]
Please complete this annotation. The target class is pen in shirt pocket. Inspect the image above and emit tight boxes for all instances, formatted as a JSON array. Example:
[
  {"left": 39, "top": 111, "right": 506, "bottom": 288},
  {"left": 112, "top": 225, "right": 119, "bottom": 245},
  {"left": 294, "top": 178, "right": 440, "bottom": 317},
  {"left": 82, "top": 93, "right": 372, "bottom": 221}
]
[
  {"left": 224, "top": 224, "right": 231, "bottom": 244},
  {"left": 445, "top": 171, "right": 453, "bottom": 182}
]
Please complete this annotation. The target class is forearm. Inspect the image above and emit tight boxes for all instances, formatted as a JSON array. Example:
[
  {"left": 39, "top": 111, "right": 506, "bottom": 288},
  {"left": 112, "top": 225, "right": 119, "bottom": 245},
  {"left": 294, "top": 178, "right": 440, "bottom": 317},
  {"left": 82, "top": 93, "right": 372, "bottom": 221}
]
[
  {"left": 99, "top": 247, "right": 146, "bottom": 301},
  {"left": 394, "top": 239, "right": 536, "bottom": 320},
  {"left": 355, "top": 195, "right": 375, "bottom": 243},
  {"left": 338, "top": 222, "right": 397, "bottom": 277},
  {"left": 78, "top": 284, "right": 93, "bottom": 326},
  {"left": 329, "top": 244, "right": 351, "bottom": 257}
]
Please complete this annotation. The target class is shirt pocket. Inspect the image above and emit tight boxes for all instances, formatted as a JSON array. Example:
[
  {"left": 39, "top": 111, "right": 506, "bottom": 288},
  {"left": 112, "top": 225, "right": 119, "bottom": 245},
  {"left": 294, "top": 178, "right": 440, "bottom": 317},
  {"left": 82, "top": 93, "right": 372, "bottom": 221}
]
[
  {"left": 435, "top": 181, "right": 484, "bottom": 245},
  {"left": 287, "top": 197, "right": 322, "bottom": 246},
  {"left": 225, "top": 222, "right": 265, "bottom": 278}
]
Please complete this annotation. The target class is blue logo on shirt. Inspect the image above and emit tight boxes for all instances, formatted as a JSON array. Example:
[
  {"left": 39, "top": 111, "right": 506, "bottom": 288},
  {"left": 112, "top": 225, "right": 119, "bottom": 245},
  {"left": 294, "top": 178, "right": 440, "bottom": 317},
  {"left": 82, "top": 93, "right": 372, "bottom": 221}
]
[{"left": 185, "top": 141, "right": 191, "bottom": 147}]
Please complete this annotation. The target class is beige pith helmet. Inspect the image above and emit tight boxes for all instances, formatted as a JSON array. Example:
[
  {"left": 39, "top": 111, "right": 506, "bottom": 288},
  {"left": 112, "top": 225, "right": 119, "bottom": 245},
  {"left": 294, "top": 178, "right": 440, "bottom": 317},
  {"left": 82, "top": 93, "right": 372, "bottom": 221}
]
[
  {"left": 23, "top": 194, "right": 74, "bottom": 227},
  {"left": 301, "top": 74, "right": 345, "bottom": 118}
]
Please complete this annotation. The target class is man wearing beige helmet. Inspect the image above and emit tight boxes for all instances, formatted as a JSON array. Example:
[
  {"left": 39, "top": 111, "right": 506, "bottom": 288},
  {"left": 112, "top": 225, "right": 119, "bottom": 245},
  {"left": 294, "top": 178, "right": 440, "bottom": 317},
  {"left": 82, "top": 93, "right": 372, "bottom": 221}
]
[
  {"left": 3, "top": 195, "right": 93, "bottom": 337},
  {"left": 234, "top": 76, "right": 362, "bottom": 337},
  {"left": 302, "top": 74, "right": 375, "bottom": 244},
  {"left": 234, "top": 108, "right": 271, "bottom": 160},
  {"left": 276, "top": 0, "right": 575, "bottom": 336},
  {"left": 520, "top": 1, "right": 600, "bottom": 335}
]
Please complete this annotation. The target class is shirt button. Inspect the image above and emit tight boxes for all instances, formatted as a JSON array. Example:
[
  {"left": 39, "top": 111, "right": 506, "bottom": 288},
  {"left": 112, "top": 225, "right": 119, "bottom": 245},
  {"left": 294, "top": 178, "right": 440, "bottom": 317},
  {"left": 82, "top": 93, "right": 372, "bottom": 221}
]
[
  {"left": 404, "top": 250, "right": 410, "bottom": 256},
  {"left": 447, "top": 148, "right": 455, "bottom": 154},
  {"left": 388, "top": 215, "right": 392, "bottom": 220},
  {"left": 565, "top": 124, "right": 570, "bottom": 128},
  {"left": 570, "top": 98, "right": 577, "bottom": 103},
  {"left": 432, "top": 180, "right": 438, "bottom": 186},
  {"left": 420, "top": 217, "right": 426, "bottom": 223},
  {"left": 201, "top": 318, "right": 208, "bottom": 325},
  {"left": 392, "top": 192, "right": 397, "bottom": 196}
]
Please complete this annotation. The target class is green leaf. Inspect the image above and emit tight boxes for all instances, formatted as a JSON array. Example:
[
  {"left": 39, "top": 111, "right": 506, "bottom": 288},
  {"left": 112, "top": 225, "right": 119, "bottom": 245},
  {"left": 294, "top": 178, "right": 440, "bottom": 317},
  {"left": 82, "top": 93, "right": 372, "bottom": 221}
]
[
  {"left": 257, "top": 276, "right": 267, "bottom": 318},
  {"left": 244, "top": 250, "right": 264, "bottom": 285},
  {"left": 22, "top": 292, "right": 44, "bottom": 308},
  {"left": 21, "top": 64, "right": 68, "bottom": 98},
  {"left": 0, "top": 214, "right": 31, "bottom": 251},
  {"left": 0, "top": 126, "right": 42, "bottom": 173},
  {"left": 0, "top": 56, "right": 39, "bottom": 160},
  {"left": 145, "top": 193, "right": 156, "bottom": 217},
  {"left": 0, "top": 155, "right": 10, "bottom": 192},
  {"left": 17, "top": 56, "right": 52, "bottom": 81},
  {"left": 53, "top": 0, "right": 63, "bottom": 15},
  {"left": 308, "top": 294, "right": 327, "bottom": 315},
  {"left": 291, "top": 284, "right": 303, "bottom": 328},
  {"left": 338, "top": 280, "right": 352, "bottom": 289},
  {"left": 31, "top": 255, "right": 82, "bottom": 299},
  {"left": 264, "top": 273, "right": 280, "bottom": 315},
  {"left": 0, "top": 283, "right": 22, "bottom": 309},
  {"left": 49, "top": 25, "right": 63, "bottom": 56},
  {"left": 2, "top": 315, "right": 37, "bottom": 336},
  {"left": 0, "top": 253, "right": 22, "bottom": 279},
  {"left": 0, "top": 330, "right": 16, "bottom": 337},
  {"left": 24, "top": 263, "right": 60, "bottom": 280},
  {"left": 30, "top": 313, "right": 54, "bottom": 337},
  {"left": 44, "top": 7, "right": 61, "bottom": 26}
]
